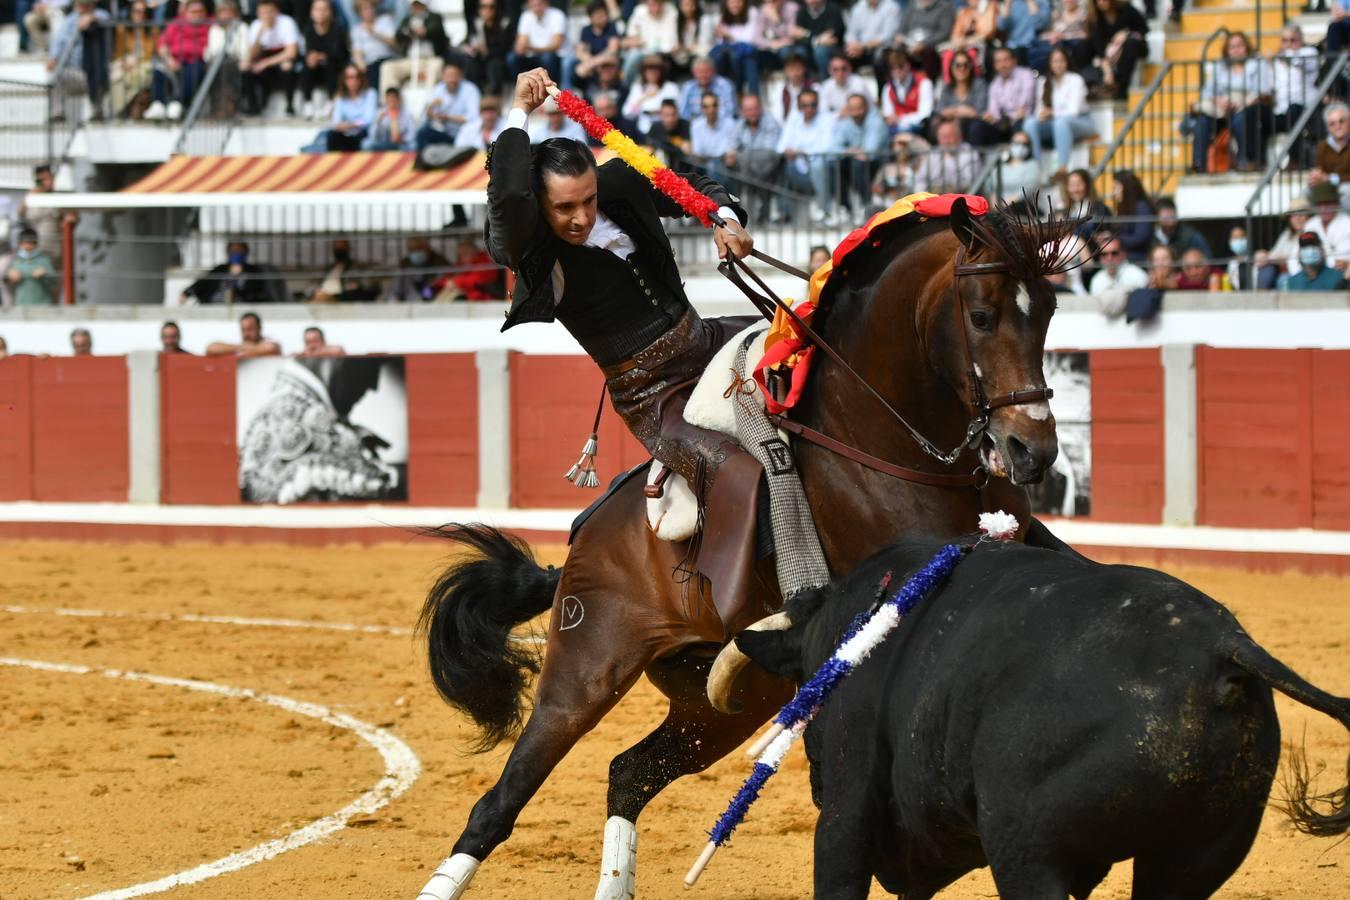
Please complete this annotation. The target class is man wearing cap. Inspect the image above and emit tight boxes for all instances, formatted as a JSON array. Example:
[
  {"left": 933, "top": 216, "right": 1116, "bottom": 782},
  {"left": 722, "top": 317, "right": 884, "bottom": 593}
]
[
  {"left": 4, "top": 228, "right": 58, "bottom": 306},
  {"left": 1279, "top": 232, "right": 1347, "bottom": 291},
  {"left": 487, "top": 68, "right": 754, "bottom": 488},
  {"left": 1306, "top": 181, "right": 1350, "bottom": 271}
]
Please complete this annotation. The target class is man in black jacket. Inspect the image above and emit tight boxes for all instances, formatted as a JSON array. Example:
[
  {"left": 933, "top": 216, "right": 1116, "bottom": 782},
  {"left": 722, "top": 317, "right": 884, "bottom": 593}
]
[{"left": 488, "top": 68, "right": 756, "bottom": 488}]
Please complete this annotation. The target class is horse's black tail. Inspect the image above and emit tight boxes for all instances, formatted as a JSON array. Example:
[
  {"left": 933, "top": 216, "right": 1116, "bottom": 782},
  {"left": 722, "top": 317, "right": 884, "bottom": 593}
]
[
  {"left": 416, "top": 524, "right": 561, "bottom": 752},
  {"left": 1223, "top": 632, "right": 1350, "bottom": 836}
]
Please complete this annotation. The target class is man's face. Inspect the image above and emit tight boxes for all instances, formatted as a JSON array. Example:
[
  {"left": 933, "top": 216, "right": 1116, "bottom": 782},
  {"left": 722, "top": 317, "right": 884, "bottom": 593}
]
[
  {"left": 1282, "top": 28, "right": 1302, "bottom": 51},
  {"left": 937, "top": 122, "right": 960, "bottom": 148},
  {"left": 547, "top": 110, "right": 565, "bottom": 130},
  {"left": 785, "top": 59, "right": 806, "bottom": 86},
  {"left": 311, "top": 0, "right": 330, "bottom": 23},
  {"left": 481, "top": 107, "right": 499, "bottom": 129},
  {"left": 701, "top": 95, "right": 719, "bottom": 121},
  {"left": 218, "top": 4, "right": 237, "bottom": 22},
  {"left": 387, "top": 91, "right": 402, "bottom": 110},
  {"left": 259, "top": 2, "right": 277, "bottom": 25},
  {"left": 828, "top": 59, "right": 850, "bottom": 85},
  {"left": 1328, "top": 108, "right": 1350, "bottom": 142},
  {"left": 590, "top": 7, "right": 608, "bottom": 27},
  {"left": 444, "top": 65, "right": 462, "bottom": 89},
  {"left": 1181, "top": 251, "right": 1208, "bottom": 281},
  {"left": 994, "top": 50, "right": 1014, "bottom": 76},
  {"left": 19, "top": 239, "right": 37, "bottom": 255},
  {"left": 595, "top": 96, "right": 618, "bottom": 119},
  {"left": 1319, "top": 203, "right": 1339, "bottom": 226},
  {"left": 303, "top": 330, "right": 324, "bottom": 354},
  {"left": 1158, "top": 207, "right": 1177, "bottom": 233},
  {"left": 798, "top": 93, "right": 817, "bottom": 121},
  {"left": 542, "top": 170, "right": 598, "bottom": 246},
  {"left": 161, "top": 326, "right": 181, "bottom": 352},
  {"left": 1100, "top": 240, "right": 1124, "bottom": 274},
  {"left": 659, "top": 105, "right": 679, "bottom": 130},
  {"left": 527, "top": 0, "right": 546, "bottom": 16},
  {"left": 846, "top": 95, "right": 867, "bottom": 123},
  {"left": 71, "top": 333, "right": 91, "bottom": 355},
  {"left": 240, "top": 317, "right": 262, "bottom": 343},
  {"left": 35, "top": 170, "right": 53, "bottom": 191},
  {"left": 131, "top": 1, "right": 148, "bottom": 19},
  {"left": 740, "top": 96, "right": 761, "bottom": 125},
  {"left": 693, "top": 61, "right": 713, "bottom": 87},
  {"left": 185, "top": 1, "right": 206, "bottom": 22}
]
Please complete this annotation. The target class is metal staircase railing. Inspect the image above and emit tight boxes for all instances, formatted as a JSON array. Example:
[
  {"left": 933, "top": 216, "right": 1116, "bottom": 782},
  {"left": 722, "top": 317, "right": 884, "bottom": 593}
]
[{"left": 173, "top": 50, "right": 240, "bottom": 157}]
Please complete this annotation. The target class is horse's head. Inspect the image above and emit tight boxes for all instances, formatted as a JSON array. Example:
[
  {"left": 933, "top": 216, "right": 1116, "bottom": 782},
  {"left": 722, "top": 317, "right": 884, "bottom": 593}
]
[{"left": 917, "top": 198, "right": 1080, "bottom": 485}]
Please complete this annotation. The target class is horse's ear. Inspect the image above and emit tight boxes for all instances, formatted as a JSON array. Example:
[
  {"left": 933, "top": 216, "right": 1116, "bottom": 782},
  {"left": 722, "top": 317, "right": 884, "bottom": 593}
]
[{"left": 950, "top": 196, "right": 978, "bottom": 252}]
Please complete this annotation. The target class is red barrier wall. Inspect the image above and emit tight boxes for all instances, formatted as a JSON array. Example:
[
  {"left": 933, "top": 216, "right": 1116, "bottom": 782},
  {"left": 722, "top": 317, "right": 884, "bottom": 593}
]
[
  {"left": 0, "top": 357, "right": 35, "bottom": 501},
  {"left": 28, "top": 357, "right": 130, "bottom": 501},
  {"left": 509, "top": 354, "right": 646, "bottom": 508},
  {"left": 161, "top": 354, "right": 238, "bottom": 505},
  {"left": 406, "top": 354, "right": 478, "bottom": 506},
  {"left": 1088, "top": 348, "right": 1165, "bottom": 524},
  {"left": 1198, "top": 347, "right": 1348, "bottom": 531}
]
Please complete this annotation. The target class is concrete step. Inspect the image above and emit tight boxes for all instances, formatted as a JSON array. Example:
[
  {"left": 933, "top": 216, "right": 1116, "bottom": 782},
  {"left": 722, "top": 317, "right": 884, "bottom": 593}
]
[
  {"left": 1162, "top": 30, "right": 1284, "bottom": 60},
  {"left": 1175, "top": 8, "right": 1260, "bottom": 32}
]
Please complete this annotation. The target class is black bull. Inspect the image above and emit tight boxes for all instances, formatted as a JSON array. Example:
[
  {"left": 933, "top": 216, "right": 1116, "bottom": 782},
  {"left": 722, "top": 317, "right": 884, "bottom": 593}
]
[{"left": 737, "top": 538, "right": 1350, "bottom": 899}]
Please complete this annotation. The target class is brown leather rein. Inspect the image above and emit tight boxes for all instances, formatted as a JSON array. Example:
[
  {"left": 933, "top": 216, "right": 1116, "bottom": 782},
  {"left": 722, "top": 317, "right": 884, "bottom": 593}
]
[{"left": 713, "top": 235, "right": 1052, "bottom": 490}]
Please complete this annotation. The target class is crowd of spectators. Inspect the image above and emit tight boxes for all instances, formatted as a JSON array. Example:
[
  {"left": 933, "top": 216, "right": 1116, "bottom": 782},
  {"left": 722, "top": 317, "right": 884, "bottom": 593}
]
[{"left": 0, "top": 314, "right": 350, "bottom": 358}]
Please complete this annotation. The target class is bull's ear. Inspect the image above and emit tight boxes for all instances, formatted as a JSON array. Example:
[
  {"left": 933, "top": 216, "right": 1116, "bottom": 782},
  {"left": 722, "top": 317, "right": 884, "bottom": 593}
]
[
  {"left": 950, "top": 196, "right": 978, "bottom": 252},
  {"left": 736, "top": 629, "right": 803, "bottom": 682}
]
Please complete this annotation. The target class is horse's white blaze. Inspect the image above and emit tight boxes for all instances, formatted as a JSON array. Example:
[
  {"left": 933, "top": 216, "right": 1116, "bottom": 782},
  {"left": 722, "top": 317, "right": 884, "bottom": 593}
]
[
  {"left": 417, "top": 854, "right": 480, "bottom": 900},
  {"left": 594, "top": 816, "right": 638, "bottom": 900},
  {"left": 1015, "top": 283, "right": 1032, "bottom": 317},
  {"left": 1024, "top": 401, "right": 1052, "bottom": 421}
]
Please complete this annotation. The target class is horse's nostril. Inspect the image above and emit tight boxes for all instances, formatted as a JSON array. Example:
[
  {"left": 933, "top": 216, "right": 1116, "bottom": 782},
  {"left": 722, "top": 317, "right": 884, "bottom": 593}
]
[{"left": 1006, "top": 436, "right": 1035, "bottom": 471}]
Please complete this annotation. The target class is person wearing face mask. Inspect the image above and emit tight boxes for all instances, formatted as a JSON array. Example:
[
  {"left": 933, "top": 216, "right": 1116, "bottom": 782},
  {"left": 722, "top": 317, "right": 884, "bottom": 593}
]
[
  {"left": 998, "top": 132, "right": 1047, "bottom": 211},
  {"left": 1222, "top": 225, "right": 1259, "bottom": 290},
  {"left": 388, "top": 235, "right": 450, "bottom": 301},
  {"left": 4, "top": 228, "right": 58, "bottom": 306},
  {"left": 181, "top": 240, "right": 288, "bottom": 304},
  {"left": 1279, "top": 232, "right": 1347, "bottom": 291},
  {"left": 310, "top": 238, "right": 380, "bottom": 303}
]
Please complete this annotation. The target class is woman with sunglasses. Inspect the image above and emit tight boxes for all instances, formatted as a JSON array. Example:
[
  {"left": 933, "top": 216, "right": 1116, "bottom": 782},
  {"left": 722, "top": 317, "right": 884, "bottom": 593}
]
[{"left": 933, "top": 51, "right": 986, "bottom": 143}]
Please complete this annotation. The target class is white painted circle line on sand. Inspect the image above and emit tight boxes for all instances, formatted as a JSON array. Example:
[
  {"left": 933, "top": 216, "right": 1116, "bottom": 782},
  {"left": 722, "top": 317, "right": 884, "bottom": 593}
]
[{"left": 0, "top": 656, "right": 422, "bottom": 900}]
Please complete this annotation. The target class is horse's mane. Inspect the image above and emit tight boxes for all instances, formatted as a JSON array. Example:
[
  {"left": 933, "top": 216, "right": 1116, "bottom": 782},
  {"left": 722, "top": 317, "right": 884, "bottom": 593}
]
[{"left": 968, "top": 199, "right": 1093, "bottom": 285}]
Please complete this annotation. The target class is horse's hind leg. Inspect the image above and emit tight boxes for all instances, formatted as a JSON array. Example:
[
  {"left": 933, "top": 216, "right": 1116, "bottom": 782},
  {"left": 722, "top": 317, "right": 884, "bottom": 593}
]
[{"left": 594, "top": 651, "right": 791, "bottom": 900}]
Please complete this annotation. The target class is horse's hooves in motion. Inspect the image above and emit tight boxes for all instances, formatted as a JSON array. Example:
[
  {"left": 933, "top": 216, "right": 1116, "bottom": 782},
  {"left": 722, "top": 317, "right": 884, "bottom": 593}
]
[{"left": 416, "top": 854, "right": 479, "bottom": 900}]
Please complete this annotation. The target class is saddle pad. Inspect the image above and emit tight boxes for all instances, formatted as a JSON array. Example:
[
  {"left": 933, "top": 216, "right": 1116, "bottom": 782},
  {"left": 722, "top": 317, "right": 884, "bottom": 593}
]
[
  {"left": 683, "top": 322, "right": 771, "bottom": 438},
  {"left": 646, "top": 462, "right": 701, "bottom": 541}
]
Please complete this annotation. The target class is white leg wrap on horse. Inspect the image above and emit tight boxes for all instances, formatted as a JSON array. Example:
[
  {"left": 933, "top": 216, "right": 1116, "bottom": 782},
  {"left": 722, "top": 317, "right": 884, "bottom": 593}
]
[
  {"left": 416, "top": 853, "right": 480, "bottom": 900},
  {"left": 593, "top": 816, "right": 638, "bottom": 900}
]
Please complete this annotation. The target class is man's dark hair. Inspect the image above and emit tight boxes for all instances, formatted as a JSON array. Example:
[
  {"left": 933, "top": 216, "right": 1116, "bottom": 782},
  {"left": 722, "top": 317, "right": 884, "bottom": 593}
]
[
  {"left": 162, "top": 320, "right": 180, "bottom": 332},
  {"left": 34, "top": 164, "right": 51, "bottom": 177},
  {"left": 1155, "top": 196, "right": 1177, "bottom": 213},
  {"left": 305, "top": 326, "right": 326, "bottom": 340},
  {"left": 241, "top": 312, "right": 262, "bottom": 328},
  {"left": 19, "top": 227, "right": 38, "bottom": 243},
  {"left": 659, "top": 98, "right": 679, "bottom": 110},
  {"left": 586, "top": 0, "right": 608, "bottom": 13},
  {"left": 530, "top": 138, "right": 597, "bottom": 196}
]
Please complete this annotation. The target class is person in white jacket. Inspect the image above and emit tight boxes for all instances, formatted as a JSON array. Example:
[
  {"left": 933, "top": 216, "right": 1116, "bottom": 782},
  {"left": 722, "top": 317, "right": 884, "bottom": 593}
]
[{"left": 1021, "top": 46, "right": 1093, "bottom": 171}]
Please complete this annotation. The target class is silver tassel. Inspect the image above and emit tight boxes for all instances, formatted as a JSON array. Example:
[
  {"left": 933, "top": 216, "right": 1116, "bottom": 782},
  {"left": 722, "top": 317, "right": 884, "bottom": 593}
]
[{"left": 565, "top": 433, "right": 600, "bottom": 488}]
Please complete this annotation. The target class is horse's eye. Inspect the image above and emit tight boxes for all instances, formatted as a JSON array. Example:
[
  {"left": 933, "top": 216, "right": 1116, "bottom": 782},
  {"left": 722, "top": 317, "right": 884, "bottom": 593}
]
[{"left": 969, "top": 309, "right": 994, "bottom": 332}]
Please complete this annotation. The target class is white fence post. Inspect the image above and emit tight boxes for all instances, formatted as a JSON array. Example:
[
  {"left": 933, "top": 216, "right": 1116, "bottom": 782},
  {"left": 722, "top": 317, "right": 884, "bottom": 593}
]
[
  {"left": 1162, "top": 343, "right": 1197, "bottom": 526},
  {"left": 476, "top": 348, "right": 511, "bottom": 510},
  {"left": 126, "top": 350, "right": 161, "bottom": 504}
]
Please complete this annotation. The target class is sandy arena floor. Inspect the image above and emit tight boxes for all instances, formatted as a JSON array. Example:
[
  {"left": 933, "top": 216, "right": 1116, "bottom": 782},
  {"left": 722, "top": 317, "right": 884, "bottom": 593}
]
[{"left": 1, "top": 539, "right": 1348, "bottom": 899}]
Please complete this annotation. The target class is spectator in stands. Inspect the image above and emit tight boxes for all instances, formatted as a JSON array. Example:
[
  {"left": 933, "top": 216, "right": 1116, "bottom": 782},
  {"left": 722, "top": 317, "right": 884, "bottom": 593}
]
[
  {"left": 5, "top": 228, "right": 57, "bottom": 306},
  {"left": 309, "top": 239, "right": 380, "bottom": 301},
  {"left": 1308, "top": 182, "right": 1350, "bottom": 270},
  {"left": 510, "top": 0, "right": 567, "bottom": 82},
  {"left": 942, "top": 0, "right": 996, "bottom": 79},
  {"left": 1190, "top": 32, "right": 1272, "bottom": 173},
  {"left": 388, "top": 236, "right": 450, "bottom": 301},
  {"left": 793, "top": 0, "right": 846, "bottom": 76},
  {"left": 911, "top": 119, "right": 980, "bottom": 194},
  {"left": 182, "top": 241, "right": 288, "bottom": 304},
  {"left": 299, "top": 0, "right": 350, "bottom": 120},
  {"left": 872, "top": 132, "right": 917, "bottom": 208},
  {"left": 161, "top": 321, "right": 189, "bottom": 353},
  {"left": 1175, "top": 248, "right": 1216, "bottom": 290},
  {"left": 1279, "top": 232, "right": 1347, "bottom": 291},
  {"left": 1309, "top": 103, "right": 1350, "bottom": 208},
  {"left": 729, "top": 93, "right": 783, "bottom": 220},
  {"left": 998, "top": 131, "right": 1044, "bottom": 207},
  {"left": 1271, "top": 25, "right": 1319, "bottom": 136},
  {"left": 49, "top": 0, "right": 112, "bottom": 114},
  {"left": 773, "top": 51, "right": 815, "bottom": 122},
  {"left": 18, "top": 166, "right": 74, "bottom": 295},
  {"left": 972, "top": 47, "right": 1034, "bottom": 146},
  {"left": 301, "top": 326, "right": 346, "bottom": 355},
  {"left": 588, "top": 92, "right": 639, "bottom": 145},
  {"left": 818, "top": 54, "right": 870, "bottom": 119},
  {"left": 453, "top": 98, "right": 505, "bottom": 150},
  {"left": 529, "top": 97, "right": 589, "bottom": 142},
  {"left": 70, "top": 327, "right": 92, "bottom": 356},
  {"left": 1060, "top": 167, "right": 1108, "bottom": 231},
  {"left": 206, "top": 0, "right": 249, "bottom": 85},
  {"left": 647, "top": 98, "right": 693, "bottom": 167},
  {"left": 1110, "top": 169, "right": 1154, "bottom": 262},
  {"left": 881, "top": 50, "right": 933, "bottom": 136},
  {"left": 350, "top": 0, "right": 398, "bottom": 94},
  {"left": 672, "top": 0, "right": 718, "bottom": 75},
  {"left": 22, "top": 0, "right": 67, "bottom": 54},
  {"left": 758, "top": 0, "right": 801, "bottom": 69},
  {"left": 896, "top": 0, "right": 952, "bottom": 81},
  {"left": 1223, "top": 225, "right": 1262, "bottom": 290},
  {"left": 427, "top": 238, "right": 505, "bottom": 300},
  {"left": 934, "top": 52, "right": 986, "bottom": 143},
  {"left": 622, "top": 0, "right": 679, "bottom": 83},
  {"left": 1034, "top": 0, "right": 1089, "bottom": 73},
  {"left": 623, "top": 55, "right": 679, "bottom": 133},
  {"left": 243, "top": 0, "right": 301, "bottom": 116},
  {"left": 1000, "top": 0, "right": 1051, "bottom": 66},
  {"left": 809, "top": 244, "right": 831, "bottom": 270},
  {"left": 585, "top": 58, "right": 627, "bottom": 104},
  {"left": 364, "top": 87, "right": 416, "bottom": 149},
  {"left": 710, "top": 0, "right": 765, "bottom": 93},
  {"left": 207, "top": 312, "right": 282, "bottom": 357},
  {"left": 1257, "top": 199, "right": 1311, "bottom": 280},
  {"left": 1152, "top": 197, "right": 1212, "bottom": 259},
  {"left": 325, "top": 64, "right": 377, "bottom": 150},
  {"left": 689, "top": 90, "right": 737, "bottom": 185},
  {"left": 111, "top": 0, "right": 159, "bottom": 120},
  {"left": 678, "top": 56, "right": 736, "bottom": 121},
  {"left": 455, "top": 0, "right": 512, "bottom": 97},
  {"left": 566, "top": 1, "right": 620, "bottom": 90},
  {"left": 778, "top": 88, "right": 839, "bottom": 223},
  {"left": 1087, "top": 0, "right": 1146, "bottom": 101},
  {"left": 145, "top": 0, "right": 211, "bottom": 122},
  {"left": 835, "top": 92, "right": 888, "bottom": 213},
  {"left": 1023, "top": 46, "right": 1093, "bottom": 171},
  {"left": 416, "top": 61, "right": 481, "bottom": 149},
  {"left": 1088, "top": 236, "right": 1147, "bottom": 295},
  {"left": 1328, "top": 0, "right": 1350, "bottom": 54},
  {"left": 842, "top": 0, "right": 899, "bottom": 76},
  {"left": 384, "top": 0, "right": 450, "bottom": 93},
  {"left": 1146, "top": 245, "right": 1178, "bottom": 291}
]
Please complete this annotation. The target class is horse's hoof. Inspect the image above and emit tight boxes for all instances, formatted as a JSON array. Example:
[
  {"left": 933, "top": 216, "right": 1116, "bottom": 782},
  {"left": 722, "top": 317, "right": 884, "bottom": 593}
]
[{"left": 417, "top": 853, "right": 480, "bottom": 900}]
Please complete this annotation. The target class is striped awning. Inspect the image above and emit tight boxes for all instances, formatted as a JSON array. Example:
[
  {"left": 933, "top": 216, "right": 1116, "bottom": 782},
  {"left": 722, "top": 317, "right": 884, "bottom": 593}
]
[{"left": 122, "top": 151, "right": 492, "bottom": 196}]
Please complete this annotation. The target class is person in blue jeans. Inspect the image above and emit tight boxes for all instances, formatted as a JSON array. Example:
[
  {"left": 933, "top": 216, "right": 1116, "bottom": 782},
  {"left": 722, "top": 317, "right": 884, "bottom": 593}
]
[
  {"left": 710, "top": 0, "right": 764, "bottom": 93},
  {"left": 1022, "top": 46, "right": 1095, "bottom": 171},
  {"left": 563, "top": 0, "right": 620, "bottom": 90}
]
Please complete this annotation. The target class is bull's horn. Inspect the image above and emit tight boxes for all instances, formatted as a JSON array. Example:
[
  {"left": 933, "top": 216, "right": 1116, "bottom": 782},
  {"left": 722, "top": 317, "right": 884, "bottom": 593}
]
[{"left": 706, "top": 611, "right": 792, "bottom": 714}]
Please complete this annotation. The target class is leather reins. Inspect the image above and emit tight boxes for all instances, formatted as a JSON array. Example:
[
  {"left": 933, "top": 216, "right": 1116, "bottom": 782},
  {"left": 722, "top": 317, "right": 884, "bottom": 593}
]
[{"left": 714, "top": 235, "right": 1052, "bottom": 489}]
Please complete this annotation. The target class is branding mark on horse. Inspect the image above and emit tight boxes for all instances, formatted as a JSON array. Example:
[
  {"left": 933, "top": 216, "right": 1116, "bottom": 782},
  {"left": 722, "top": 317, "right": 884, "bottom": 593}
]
[
  {"left": 559, "top": 595, "right": 585, "bottom": 631},
  {"left": 760, "top": 438, "right": 795, "bottom": 476}
]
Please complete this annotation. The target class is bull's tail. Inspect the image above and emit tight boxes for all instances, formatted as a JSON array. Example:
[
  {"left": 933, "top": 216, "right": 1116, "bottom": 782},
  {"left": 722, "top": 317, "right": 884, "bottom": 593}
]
[
  {"left": 415, "top": 524, "right": 561, "bottom": 752},
  {"left": 1223, "top": 632, "right": 1350, "bottom": 836}
]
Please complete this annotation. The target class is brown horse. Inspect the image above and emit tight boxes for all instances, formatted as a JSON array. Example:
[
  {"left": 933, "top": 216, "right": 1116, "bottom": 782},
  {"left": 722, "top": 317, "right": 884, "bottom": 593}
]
[{"left": 414, "top": 202, "right": 1082, "bottom": 899}]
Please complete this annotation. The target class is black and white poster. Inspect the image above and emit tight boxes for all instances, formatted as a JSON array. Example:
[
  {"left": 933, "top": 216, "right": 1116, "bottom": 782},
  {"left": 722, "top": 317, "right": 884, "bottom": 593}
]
[
  {"left": 237, "top": 356, "right": 409, "bottom": 503},
  {"left": 1027, "top": 351, "right": 1091, "bottom": 517}
]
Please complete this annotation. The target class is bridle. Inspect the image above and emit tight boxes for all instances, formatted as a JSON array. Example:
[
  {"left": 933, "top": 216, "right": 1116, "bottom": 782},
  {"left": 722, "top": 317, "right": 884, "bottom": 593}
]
[{"left": 716, "top": 236, "right": 1053, "bottom": 489}]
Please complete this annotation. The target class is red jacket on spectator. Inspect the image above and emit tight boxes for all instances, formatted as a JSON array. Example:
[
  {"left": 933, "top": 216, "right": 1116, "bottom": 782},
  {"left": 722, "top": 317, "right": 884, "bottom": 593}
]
[
  {"left": 158, "top": 17, "right": 212, "bottom": 63},
  {"left": 431, "top": 250, "right": 504, "bottom": 300}
]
